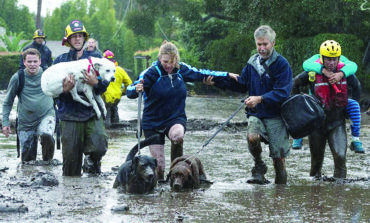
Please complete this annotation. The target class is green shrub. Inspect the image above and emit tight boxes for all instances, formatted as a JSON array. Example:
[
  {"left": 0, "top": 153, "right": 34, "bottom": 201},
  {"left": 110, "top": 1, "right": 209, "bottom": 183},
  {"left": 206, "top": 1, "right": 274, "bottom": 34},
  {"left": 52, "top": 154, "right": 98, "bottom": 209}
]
[{"left": 0, "top": 52, "right": 21, "bottom": 89}]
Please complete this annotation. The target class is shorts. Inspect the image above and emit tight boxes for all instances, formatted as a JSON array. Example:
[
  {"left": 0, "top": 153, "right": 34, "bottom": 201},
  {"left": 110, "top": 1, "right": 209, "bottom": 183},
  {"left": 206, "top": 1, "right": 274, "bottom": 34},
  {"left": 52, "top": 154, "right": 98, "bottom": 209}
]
[
  {"left": 247, "top": 116, "right": 290, "bottom": 158},
  {"left": 143, "top": 119, "right": 186, "bottom": 145}
]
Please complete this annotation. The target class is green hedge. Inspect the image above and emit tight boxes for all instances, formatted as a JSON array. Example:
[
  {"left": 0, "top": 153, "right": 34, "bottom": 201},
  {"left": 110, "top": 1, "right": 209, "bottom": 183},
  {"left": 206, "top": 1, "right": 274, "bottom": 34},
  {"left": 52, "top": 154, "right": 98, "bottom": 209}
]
[{"left": 0, "top": 52, "right": 20, "bottom": 89}]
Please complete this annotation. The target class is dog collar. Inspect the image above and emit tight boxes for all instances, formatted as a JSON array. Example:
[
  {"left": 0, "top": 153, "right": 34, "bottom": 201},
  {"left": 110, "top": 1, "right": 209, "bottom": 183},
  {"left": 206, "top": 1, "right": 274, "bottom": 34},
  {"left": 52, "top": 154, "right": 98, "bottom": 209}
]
[{"left": 87, "top": 57, "right": 100, "bottom": 77}]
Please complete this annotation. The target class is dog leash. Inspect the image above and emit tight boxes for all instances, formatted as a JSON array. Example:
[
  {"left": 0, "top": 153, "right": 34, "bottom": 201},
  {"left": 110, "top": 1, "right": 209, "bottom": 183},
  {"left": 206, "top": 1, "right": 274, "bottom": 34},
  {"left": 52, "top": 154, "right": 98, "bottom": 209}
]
[
  {"left": 164, "top": 96, "right": 247, "bottom": 178},
  {"left": 199, "top": 96, "right": 247, "bottom": 151},
  {"left": 137, "top": 91, "right": 142, "bottom": 156},
  {"left": 87, "top": 57, "right": 100, "bottom": 77}
]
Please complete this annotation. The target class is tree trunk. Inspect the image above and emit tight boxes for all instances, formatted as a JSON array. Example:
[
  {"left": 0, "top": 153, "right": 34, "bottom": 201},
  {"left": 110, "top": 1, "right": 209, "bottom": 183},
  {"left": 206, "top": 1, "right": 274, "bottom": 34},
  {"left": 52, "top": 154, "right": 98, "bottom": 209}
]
[{"left": 36, "top": 0, "right": 42, "bottom": 29}]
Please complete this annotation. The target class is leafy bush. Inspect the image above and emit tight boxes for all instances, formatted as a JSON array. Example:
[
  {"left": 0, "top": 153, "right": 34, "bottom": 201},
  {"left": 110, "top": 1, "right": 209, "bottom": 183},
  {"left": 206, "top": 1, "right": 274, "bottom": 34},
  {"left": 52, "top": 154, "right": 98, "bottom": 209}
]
[{"left": 0, "top": 52, "right": 21, "bottom": 89}]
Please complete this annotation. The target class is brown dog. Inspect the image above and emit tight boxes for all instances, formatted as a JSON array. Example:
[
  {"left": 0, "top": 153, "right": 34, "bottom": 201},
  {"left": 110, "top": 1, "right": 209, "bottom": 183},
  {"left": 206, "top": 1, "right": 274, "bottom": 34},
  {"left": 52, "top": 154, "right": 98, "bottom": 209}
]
[{"left": 169, "top": 155, "right": 207, "bottom": 190}]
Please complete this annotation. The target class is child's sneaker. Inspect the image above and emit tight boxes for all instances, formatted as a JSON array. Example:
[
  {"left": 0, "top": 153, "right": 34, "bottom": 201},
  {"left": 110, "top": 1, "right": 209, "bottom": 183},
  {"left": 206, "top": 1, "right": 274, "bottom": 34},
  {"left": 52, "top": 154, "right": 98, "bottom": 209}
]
[
  {"left": 350, "top": 139, "right": 364, "bottom": 153},
  {"left": 292, "top": 138, "right": 303, "bottom": 150}
]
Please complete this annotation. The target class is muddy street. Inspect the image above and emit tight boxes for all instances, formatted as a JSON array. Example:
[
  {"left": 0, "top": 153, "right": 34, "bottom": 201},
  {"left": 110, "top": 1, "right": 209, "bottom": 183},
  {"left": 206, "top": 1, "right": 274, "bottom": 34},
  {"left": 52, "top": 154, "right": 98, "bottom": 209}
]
[{"left": 0, "top": 96, "right": 370, "bottom": 222}]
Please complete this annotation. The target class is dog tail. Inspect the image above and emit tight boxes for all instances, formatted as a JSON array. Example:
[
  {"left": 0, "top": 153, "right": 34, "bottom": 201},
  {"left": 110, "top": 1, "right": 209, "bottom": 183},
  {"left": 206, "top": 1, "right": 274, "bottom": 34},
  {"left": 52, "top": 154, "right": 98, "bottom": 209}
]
[{"left": 125, "top": 135, "right": 161, "bottom": 162}]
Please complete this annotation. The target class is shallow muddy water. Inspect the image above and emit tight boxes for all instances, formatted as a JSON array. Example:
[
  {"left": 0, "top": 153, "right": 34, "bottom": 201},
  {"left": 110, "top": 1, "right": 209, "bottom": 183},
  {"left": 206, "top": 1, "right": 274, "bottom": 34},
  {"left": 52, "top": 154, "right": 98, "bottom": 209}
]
[{"left": 0, "top": 96, "right": 370, "bottom": 222}]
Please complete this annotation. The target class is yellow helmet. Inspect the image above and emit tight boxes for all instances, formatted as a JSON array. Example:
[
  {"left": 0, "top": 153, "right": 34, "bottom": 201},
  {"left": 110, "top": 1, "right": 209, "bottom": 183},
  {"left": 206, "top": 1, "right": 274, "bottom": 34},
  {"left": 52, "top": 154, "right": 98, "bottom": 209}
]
[
  {"left": 62, "top": 20, "right": 89, "bottom": 47},
  {"left": 320, "top": 40, "right": 341, "bottom": 63},
  {"left": 33, "top": 29, "right": 46, "bottom": 39}
]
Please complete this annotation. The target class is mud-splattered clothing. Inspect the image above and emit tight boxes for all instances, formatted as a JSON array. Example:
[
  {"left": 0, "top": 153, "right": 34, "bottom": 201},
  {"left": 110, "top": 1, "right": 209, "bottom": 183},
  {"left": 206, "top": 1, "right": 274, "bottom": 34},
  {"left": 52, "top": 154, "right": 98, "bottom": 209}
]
[
  {"left": 294, "top": 71, "right": 348, "bottom": 178},
  {"left": 2, "top": 69, "right": 55, "bottom": 162},
  {"left": 19, "top": 116, "right": 55, "bottom": 162},
  {"left": 247, "top": 116, "right": 290, "bottom": 159}
]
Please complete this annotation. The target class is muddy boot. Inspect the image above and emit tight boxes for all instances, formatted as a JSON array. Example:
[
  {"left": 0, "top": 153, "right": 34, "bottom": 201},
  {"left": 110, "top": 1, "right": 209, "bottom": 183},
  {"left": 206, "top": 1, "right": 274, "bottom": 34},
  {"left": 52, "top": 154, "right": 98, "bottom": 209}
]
[
  {"left": 171, "top": 142, "right": 183, "bottom": 163},
  {"left": 309, "top": 156, "right": 323, "bottom": 178},
  {"left": 21, "top": 136, "right": 38, "bottom": 163},
  {"left": 111, "top": 104, "right": 120, "bottom": 124},
  {"left": 273, "top": 157, "right": 287, "bottom": 184},
  {"left": 333, "top": 166, "right": 346, "bottom": 179},
  {"left": 82, "top": 155, "right": 101, "bottom": 174},
  {"left": 40, "top": 134, "right": 55, "bottom": 161},
  {"left": 246, "top": 135, "right": 268, "bottom": 184},
  {"left": 247, "top": 162, "right": 268, "bottom": 184}
]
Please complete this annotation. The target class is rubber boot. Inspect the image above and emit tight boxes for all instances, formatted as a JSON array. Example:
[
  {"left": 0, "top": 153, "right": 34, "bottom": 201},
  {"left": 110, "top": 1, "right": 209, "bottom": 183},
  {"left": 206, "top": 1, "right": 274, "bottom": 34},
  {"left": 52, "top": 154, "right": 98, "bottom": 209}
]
[
  {"left": 82, "top": 155, "right": 101, "bottom": 174},
  {"left": 40, "top": 133, "right": 55, "bottom": 161},
  {"left": 333, "top": 166, "right": 346, "bottom": 179},
  {"left": 171, "top": 142, "right": 183, "bottom": 163},
  {"left": 111, "top": 104, "right": 120, "bottom": 124},
  {"left": 273, "top": 157, "right": 287, "bottom": 184},
  {"left": 21, "top": 136, "right": 38, "bottom": 163},
  {"left": 309, "top": 156, "right": 323, "bottom": 178},
  {"left": 246, "top": 135, "right": 268, "bottom": 184},
  {"left": 247, "top": 162, "right": 268, "bottom": 184}
]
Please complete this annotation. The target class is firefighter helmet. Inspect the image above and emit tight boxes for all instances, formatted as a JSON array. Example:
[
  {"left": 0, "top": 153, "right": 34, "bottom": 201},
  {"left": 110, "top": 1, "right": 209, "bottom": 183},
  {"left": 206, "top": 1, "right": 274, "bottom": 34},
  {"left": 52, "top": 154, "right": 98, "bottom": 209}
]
[
  {"left": 62, "top": 20, "right": 89, "bottom": 47},
  {"left": 33, "top": 29, "right": 46, "bottom": 39}
]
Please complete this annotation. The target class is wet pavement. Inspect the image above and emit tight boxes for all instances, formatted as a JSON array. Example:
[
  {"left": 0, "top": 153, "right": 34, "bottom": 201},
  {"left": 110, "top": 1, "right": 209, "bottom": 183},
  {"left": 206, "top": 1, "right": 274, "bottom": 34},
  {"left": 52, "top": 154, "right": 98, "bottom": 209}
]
[{"left": 0, "top": 95, "right": 370, "bottom": 222}]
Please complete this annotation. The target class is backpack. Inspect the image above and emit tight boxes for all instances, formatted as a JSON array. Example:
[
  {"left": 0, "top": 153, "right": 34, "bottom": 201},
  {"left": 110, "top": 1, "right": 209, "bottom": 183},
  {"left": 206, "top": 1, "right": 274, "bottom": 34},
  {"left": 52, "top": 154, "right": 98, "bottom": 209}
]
[
  {"left": 280, "top": 94, "right": 326, "bottom": 139},
  {"left": 17, "top": 69, "right": 25, "bottom": 99}
]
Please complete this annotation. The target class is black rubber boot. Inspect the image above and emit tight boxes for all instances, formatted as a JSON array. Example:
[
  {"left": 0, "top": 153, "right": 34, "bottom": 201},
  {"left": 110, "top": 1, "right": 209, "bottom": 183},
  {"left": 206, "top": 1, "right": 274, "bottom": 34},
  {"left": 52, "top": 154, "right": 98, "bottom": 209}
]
[
  {"left": 246, "top": 135, "right": 269, "bottom": 184},
  {"left": 273, "top": 157, "right": 287, "bottom": 184},
  {"left": 82, "top": 155, "right": 101, "bottom": 174},
  {"left": 170, "top": 142, "right": 183, "bottom": 163},
  {"left": 40, "top": 134, "right": 55, "bottom": 161},
  {"left": 21, "top": 136, "right": 38, "bottom": 163},
  {"left": 247, "top": 162, "right": 268, "bottom": 184},
  {"left": 111, "top": 104, "right": 120, "bottom": 124}
]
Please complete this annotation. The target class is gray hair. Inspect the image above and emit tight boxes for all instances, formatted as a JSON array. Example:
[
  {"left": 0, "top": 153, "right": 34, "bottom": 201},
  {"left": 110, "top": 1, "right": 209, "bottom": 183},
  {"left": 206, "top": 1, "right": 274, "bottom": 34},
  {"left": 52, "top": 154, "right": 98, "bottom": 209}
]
[{"left": 254, "top": 25, "right": 276, "bottom": 42}]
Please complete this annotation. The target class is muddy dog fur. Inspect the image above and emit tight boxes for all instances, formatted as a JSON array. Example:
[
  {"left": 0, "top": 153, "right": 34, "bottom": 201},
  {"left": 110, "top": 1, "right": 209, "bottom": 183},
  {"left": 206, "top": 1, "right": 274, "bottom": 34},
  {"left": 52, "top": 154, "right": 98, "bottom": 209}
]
[
  {"left": 113, "top": 135, "right": 160, "bottom": 194},
  {"left": 168, "top": 155, "right": 208, "bottom": 190}
]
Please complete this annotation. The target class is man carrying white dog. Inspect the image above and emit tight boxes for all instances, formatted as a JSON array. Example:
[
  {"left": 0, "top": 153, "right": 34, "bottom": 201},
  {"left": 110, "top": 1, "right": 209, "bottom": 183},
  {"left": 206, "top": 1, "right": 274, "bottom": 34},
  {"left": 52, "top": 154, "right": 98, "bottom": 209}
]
[
  {"left": 3, "top": 48, "right": 56, "bottom": 163},
  {"left": 53, "top": 20, "right": 109, "bottom": 176}
]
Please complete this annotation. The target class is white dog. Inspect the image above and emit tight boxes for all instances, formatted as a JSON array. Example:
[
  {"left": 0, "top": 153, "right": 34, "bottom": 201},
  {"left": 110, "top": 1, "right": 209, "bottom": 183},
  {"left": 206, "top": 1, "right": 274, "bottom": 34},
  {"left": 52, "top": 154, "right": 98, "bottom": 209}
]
[{"left": 41, "top": 57, "right": 116, "bottom": 119}]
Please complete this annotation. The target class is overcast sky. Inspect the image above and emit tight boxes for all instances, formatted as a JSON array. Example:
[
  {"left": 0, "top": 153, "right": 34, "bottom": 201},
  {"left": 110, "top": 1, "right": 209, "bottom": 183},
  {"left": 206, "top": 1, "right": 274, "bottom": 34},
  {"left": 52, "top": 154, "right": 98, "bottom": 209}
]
[{"left": 17, "top": 0, "right": 67, "bottom": 17}]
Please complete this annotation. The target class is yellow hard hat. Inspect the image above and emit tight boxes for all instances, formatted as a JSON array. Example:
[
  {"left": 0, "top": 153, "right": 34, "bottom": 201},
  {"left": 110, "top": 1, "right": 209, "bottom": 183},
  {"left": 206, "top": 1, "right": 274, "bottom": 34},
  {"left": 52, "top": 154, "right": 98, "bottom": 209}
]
[
  {"left": 33, "top": 29, "right": 46, "bottom": 39},
  {"left": 62, "top": 20, "right": 89, "bottom": 47},
  {"left": 320, "top": 40, "right": 341, "bottom": 63}
]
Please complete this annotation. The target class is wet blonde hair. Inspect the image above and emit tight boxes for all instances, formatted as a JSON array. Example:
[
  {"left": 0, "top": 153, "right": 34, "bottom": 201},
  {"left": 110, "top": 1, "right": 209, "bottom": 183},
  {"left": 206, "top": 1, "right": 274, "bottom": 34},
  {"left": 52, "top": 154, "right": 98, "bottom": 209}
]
[{"left": 158, "top": 40, "right": 180, "bottom": 68}]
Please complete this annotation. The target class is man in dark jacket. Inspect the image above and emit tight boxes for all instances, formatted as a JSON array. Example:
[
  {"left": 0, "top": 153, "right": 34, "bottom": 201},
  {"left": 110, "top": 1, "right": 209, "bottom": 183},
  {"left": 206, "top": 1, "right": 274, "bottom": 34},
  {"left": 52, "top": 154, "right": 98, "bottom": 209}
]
[
  {"left": 207, "top": 25, "right": 293, "bottom": 184},
  {"left": 53, "top": 20, "right": 109, "bottom": 176},
  {"left": 20, "top": 29, "right": 53, "bottom": 71}
]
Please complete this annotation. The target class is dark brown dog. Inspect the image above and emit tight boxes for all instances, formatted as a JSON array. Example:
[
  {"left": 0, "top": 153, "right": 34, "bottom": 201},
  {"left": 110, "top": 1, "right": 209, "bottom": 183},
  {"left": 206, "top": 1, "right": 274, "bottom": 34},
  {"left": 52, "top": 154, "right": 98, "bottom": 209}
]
[{"left": 169, "top": 155, "right": 207, "bottom": 190}]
